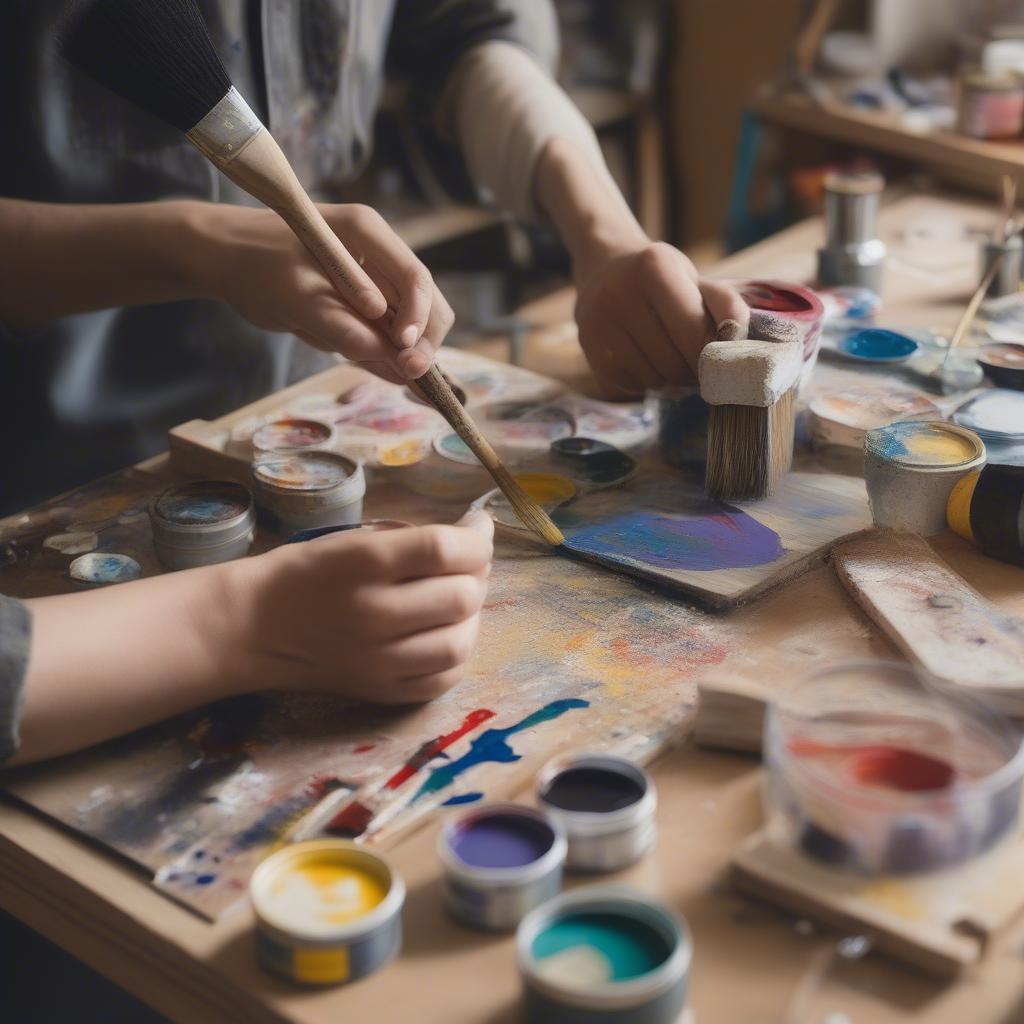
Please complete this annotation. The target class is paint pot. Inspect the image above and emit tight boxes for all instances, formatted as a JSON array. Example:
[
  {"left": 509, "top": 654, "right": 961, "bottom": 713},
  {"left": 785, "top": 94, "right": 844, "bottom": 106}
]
[
  {"left": 250, "top": 839, "right": 404, "bottom": 986},
  {"left": 69, "top": 552, "right": 141, "bottom": 585},
  {"left": 426, "top": 431, "right": 494, "bottom": 500},
  {"left": 817, "top": 169, "right": 887, "bottom": 293},
  {"left": 438, "top": 803, "right": 566, "bottom": 930},
  {"left": 252, "top": 417, "right": 336, "bottom": 454},
  {"left": 958, "top": 70, "right": 1024, "bottom": 139},
  {"left": 948, "top": 463, "right": 1024, "bottom": 565},
  {"left": 517, "top": 887, "right": 691, "bottom": 1024},
  {"left": 740, "top": 280, "right": 825, "bottom": 372},
  {"left": 550, "top": 438, "right": 638, "bottom": 489},
  {"left": 253, "top": 452, "right": 365, "bottom": 533},
  {"left": 955, "top": 390, "right": 1024, "bottom": 445},
  {"left": 864, "top": 421, "right": 986, "bottom": 535},
  {"left": 475, "top": 401, "right": 576, "bottom": 457},
  {"left": 836, "top": 328, "right": 919, "bottom": 363},
  {"left": 808, "top": 388, "right": 940, "bottom": 452},
  {"left": 484, "top": 473, "right": 577, "bottom": 531},
  {"left": 537, "top": 754, "right": 656, "bottom": 872},
  {"left": 978, "top": 343, "right": 1024, "bottom": 390},
  {"left": 148, "top": 480, "right": 255, "bottom": 570},
  {"left": 765, "top": 660, "right": 1024, "bottom": 875},
  {"left": 981, "top": 236, "right": 1024, "bottom": 299}
]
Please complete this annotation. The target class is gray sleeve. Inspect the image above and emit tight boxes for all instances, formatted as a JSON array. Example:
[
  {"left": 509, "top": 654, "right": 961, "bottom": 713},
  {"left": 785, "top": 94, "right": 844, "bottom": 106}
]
[{"left": 0, "top": 595, "right": 31, "bottom": 764}]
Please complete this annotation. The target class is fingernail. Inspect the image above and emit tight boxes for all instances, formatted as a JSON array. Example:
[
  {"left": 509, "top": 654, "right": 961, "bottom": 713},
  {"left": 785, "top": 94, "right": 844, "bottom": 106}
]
[
  {"left": 716, "top": 318, "right": 744, "bottom": 341},
  {"left": 399, "top": 324, "right": 419, "bottom": 348},
  {"left": 458, "top": 509, "right": 495, "bottom": 534},
  {"left": 398, "top": 349, "right": 429, "bottom": 378}
]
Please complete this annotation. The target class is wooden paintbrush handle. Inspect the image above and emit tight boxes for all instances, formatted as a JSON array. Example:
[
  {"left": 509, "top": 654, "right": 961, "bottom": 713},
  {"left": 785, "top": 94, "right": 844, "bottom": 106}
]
[{"left": 212, "top": 129, "right": 386, "bottom": 320}]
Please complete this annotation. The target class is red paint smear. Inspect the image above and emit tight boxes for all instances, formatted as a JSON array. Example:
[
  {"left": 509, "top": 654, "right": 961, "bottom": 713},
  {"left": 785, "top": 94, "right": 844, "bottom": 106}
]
[
  {"left": 790, "top": 739, "right": 955, "bottom": 793},
  {"left": 385, "top": 708, "right": 495, "bottom": 789},
  {"left": 325, "top": 708, "right": 496, "bottom": 837},
  {"left": 354, "top": 744, "right": 376, "bottom": 754}
]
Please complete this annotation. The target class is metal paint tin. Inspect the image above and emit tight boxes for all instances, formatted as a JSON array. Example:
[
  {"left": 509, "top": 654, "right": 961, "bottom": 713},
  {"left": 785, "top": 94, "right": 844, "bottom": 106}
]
[
  {"left": 252, "top": 417, "right": 336, "bottom": 454},
  {"left": 863, "top": 421, "right": 986, "bottom": 535},
  {"left": 148, "top": 480, "right": 255, "bottom": 570},
  {"left": 253, "top": 452, "right": 365, "bottom": 533},
  {"left": 981, "top": 237, "right": 1024, "bottom": 299},
  {"left": 438, "top": 803, "right": 566, "bottom": 931},
  {"left": 517, "top": 887, "right": 691, "bottom": 1024},
  {"left": 251, "top": 839, "right": 404, "bottom": 986},
  {"left": 978, "top": 343, "right": 1024, "bottom": 390},
  {"left": 537, "top": 754, "right": 657, "bottom": 872}
]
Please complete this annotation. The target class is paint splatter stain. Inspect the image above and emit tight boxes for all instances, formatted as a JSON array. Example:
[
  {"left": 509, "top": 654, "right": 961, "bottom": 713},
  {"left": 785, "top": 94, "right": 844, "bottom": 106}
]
[
  {"left": 443, "top": 792, "right": 485, "bottom": 806},
  {"left": 556, "top": 503, "right": 784, "bottom": 572},
  {"left": 412, "top": 698, "right": 591, "bottom": 802},
  {"left": 69, "top": 552, "right": 141, "bottom": 585}
]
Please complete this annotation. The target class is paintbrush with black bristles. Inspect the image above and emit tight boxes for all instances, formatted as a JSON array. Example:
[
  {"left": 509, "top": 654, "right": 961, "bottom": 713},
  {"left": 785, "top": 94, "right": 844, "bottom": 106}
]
[{"left": 61, "top": 0, "right": 563, "bottom": 547}]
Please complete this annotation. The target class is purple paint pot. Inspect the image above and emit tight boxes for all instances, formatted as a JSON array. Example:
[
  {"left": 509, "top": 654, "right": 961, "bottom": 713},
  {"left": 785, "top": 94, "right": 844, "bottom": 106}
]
[{"left": 439, "top": 803, "right": 567, "bottom": 931}]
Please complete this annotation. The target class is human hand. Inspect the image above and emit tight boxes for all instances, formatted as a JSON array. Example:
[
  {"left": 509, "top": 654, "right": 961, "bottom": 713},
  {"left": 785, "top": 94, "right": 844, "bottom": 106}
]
[
  {"left": 191, "top": 202, "right": 454, "bottom": 383},
  {"left": 573, "top": 239, "right": 749, "bottom": 398},
  {"left": 223, "top": 511, "right": 494, "bottom": 703}
]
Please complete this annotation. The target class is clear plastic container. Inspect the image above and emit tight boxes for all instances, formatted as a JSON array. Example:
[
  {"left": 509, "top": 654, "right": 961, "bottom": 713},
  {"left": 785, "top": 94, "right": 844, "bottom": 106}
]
[{"left": 765, "top": 661, "right": 1024, "bottom": 875}]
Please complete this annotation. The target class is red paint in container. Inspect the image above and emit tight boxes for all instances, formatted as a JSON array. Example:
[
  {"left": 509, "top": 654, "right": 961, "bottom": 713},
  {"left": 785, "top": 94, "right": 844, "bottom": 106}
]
[
  {"left": 740, "top": 280, "right": 825, "bottom": 363},
  {"left": 788, "top": 739, "right": 956, "bottom": 793}
]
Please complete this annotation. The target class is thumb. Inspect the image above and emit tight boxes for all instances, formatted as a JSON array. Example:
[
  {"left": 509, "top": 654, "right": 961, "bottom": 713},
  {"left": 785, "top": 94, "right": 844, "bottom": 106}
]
[{"left": 456, "top": 508, "right": 495, "bottom": 539}]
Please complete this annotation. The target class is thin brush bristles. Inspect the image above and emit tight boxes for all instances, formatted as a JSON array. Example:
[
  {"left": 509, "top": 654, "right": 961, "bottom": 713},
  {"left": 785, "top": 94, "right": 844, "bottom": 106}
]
[
  {"left": 489, "top": 463, "right": 565, "bottom": 547},
  {"left": 705, "top": 388, "right": 796, "bottom": 501},
  {"left": 61, "top": 0, "right": 231, "bottom": 132}
]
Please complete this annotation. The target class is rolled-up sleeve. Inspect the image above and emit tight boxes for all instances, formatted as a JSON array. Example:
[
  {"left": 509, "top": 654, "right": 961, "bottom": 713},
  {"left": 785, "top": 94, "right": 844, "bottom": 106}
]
[{"left": 0, "top": 596, "right": 31, "bottom": 763}]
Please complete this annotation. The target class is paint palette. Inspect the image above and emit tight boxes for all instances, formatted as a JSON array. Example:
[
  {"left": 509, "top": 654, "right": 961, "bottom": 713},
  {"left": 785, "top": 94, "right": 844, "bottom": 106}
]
[
  {"left": 954, "top": 389, "right": 1024, "bottom": 442},
  {"left": 553, "top": 470, "right": 872, "bottom": 608}
]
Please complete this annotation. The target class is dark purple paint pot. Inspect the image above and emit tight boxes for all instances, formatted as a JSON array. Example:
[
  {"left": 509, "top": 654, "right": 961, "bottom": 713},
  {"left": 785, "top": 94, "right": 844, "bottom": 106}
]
[{"left": 439, "top": 803, "right": 566, "bottom": 931}]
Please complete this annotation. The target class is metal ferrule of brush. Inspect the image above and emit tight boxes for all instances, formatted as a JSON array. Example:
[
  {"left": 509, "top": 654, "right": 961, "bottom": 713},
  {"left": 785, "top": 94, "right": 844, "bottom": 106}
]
[{"left": 185, "top": 86, "right": 263, "bottom": 164}]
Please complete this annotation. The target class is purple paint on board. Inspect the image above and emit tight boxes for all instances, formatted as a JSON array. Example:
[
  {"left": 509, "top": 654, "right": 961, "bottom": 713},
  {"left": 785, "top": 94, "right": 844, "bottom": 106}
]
[
  {"left": 557, "top": 503, "right": 784, "bottom": 572},
  {"left": 451, "top": 811, "right": 555, "bottom": 869}
]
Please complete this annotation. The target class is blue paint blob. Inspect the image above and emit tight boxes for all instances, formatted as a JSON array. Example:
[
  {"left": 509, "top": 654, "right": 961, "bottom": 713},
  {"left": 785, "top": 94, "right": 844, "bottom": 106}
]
[
  {"left": 837, "top": 328, "right": 918, "bottom": 363},
  {"left": 69, "top": 552, "right": 141, "bottom": 585},
  {"left": 451, "top": 810, "right": 555, "bottom": 868},
  {"left": 557, "top": 504, "right": 784, "bottom": 572},
  {"left": 532, "top": 912, "right": 672, "bottom": 981},
  {"left": 413, "top": 699, "right": 590, "bottom": 802},
  {"left": 443, "top": 792, "right": 484, "bottom": 806}
]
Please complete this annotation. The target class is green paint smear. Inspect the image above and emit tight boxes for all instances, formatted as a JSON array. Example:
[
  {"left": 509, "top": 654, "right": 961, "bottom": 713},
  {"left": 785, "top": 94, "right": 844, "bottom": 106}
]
[{"left": 532, "top": 913, "right": 671, "bottom": 981}]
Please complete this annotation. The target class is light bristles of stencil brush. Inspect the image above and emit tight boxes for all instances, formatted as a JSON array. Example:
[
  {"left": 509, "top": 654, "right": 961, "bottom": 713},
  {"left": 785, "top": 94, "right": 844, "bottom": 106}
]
[{"left": 705, "top": 389, "right": 795, "bottom": 501}]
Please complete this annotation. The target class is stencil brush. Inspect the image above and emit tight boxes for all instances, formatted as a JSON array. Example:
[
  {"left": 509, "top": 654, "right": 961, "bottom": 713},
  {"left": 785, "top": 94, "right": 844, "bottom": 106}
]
[
  {"left": 61, "top": 0, "right": 564, "bottom": 548},
  {"left": 702, "top": 317, "right": 802, "bottom": 501}
]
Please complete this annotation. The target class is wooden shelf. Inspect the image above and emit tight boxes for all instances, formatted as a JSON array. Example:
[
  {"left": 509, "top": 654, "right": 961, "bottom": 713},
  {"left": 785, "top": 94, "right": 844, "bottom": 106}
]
[{"left": 752, "top": 91, "right": 1024, "bottom": 184}]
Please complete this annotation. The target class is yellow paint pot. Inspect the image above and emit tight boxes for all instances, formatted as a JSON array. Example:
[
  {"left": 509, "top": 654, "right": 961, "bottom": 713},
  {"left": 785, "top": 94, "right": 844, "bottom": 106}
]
[
  {"left": 250, "top": 840, "right": 404, "bottom": 986},
  {"left": 485, "top": 473, "right": 577, "bottom": 531}
]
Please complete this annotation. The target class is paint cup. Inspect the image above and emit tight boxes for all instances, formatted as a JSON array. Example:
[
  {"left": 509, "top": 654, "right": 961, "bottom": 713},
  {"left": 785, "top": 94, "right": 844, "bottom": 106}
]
[
  {"left": 250, "top": 839, "right": 404, "bottom": 986},
  {"left": 253, "top": 452, "right": 365, "bottom": 533},
  {"left": 438, "top": 803, "right": 567, "bottom": 931},
  {"left": 148, "top": 480, "right": 255, "bottom": 570},
  {"left": 981, "top": 237, "right": 1024, "bottom": 299},
  {"left": 958, "top": 70, "right": 1024, "bottom": 139},
  {"left": 537, "top": 754, "right": 657, "bottom": 872},
  {"left": 252, "top": 417, "right": 336, "bottom": 454},
  {"left": 764, "top": 660, "right": 1024, "bottom": 875},
  {"left": 978, "top": 344, "right": 1024, "bottom": 390},
  {"left": 863, "top": 421, "right": 986, "bottom": 535},
  {"left": 948, "top": 463, "right": 1024, "bottom": 565},
  {"left": 550, "top": 438, "right": 638, "bottom": 489},
  {"left": 517, "top": 887, "right": 691, "bottom": 1024}
]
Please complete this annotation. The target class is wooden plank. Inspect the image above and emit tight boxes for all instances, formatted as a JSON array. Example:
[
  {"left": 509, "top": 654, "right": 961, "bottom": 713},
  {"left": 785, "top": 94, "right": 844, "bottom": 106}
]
[
  {"left": 833, "top": 530, "right": 1024, "bottom": 710},
  {"left": 556, "top": 470, "right": 874, "bottom": 608},
  {"left": 733, "top": 829, "right": 1024, "bottom": 978}
]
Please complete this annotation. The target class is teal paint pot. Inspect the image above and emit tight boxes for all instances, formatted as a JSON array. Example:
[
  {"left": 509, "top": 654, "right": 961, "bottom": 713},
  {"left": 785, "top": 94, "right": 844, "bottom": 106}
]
[{"left": 517, "top": 888, "right": 691, "bottom": 1024}]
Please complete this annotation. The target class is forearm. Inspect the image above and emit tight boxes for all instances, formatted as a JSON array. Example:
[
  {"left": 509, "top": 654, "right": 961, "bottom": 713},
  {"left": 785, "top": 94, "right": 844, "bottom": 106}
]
[
  {"left": 0, "top": 198, "right": 213, "bottom": 328},
  {"left": 534, "top": 135, "right": 646, "bottom": 276},
  {"left": 12, "top": 563, "right": 242, "bottom": 764}
]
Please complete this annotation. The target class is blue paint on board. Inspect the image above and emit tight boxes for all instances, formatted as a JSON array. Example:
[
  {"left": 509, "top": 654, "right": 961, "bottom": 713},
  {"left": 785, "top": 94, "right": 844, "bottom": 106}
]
[
  {"left": 413, "top": 699, "right": 590, "bottom": 802},
  {"left": 837, "top": 328, "right": 918, "bottom": 363},
  {"left": 443, "top": 792, "right": 484, "bottom": 806}
]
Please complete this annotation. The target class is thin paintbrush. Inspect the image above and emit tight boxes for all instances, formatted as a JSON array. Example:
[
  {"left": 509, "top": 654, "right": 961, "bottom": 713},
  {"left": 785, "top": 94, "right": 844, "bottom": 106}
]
[{"left": 61, "top": 0, "right": 563, "bottom": 547}]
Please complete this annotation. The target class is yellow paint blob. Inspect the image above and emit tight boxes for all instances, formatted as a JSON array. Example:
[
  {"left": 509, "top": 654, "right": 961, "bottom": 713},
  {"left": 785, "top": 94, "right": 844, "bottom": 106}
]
[
  {"left": 902, "top": 428, "right": 976, "bottom": 465},
  {"left": 269, "top": 856, "right": 387, "bottom": 928},
  {"left": 379, "top": 438, "right": 427, "bottom": 466},
  {"left": 513, "top": 472, "right": 577, "bottom": 506}
]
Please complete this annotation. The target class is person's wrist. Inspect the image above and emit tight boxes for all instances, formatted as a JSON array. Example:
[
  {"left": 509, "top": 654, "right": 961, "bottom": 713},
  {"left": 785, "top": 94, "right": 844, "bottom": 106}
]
[{"left": 174, "top": 200, "right": 241, "bottom": 302}]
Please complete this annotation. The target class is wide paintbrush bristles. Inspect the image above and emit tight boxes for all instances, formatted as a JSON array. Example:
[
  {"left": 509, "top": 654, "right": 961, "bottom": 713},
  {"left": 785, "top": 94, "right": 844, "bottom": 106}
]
[
  {"left": 705, "top": 388, "right": 796, "bottom": 501},
  {"left": 61, "top": 0, "right": 231, "bottom": 132}
]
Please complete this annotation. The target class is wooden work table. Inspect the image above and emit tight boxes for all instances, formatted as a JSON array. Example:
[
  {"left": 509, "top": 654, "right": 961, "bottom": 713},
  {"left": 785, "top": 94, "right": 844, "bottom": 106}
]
[{"left": 3, "top": 192, "right": 1024, "bottom": 1023}]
